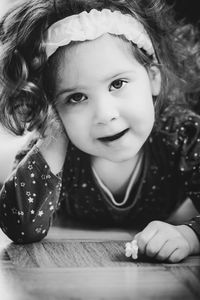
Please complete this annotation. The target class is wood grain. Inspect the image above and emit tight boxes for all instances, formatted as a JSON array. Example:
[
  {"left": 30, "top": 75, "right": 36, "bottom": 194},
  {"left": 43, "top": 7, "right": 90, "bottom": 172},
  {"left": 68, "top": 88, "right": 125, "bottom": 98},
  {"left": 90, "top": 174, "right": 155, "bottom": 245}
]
[
  {"left": 6, "top": 241, "right": 131, "bottom": 268},
  {"left": 1, "top": 226, "right": 200, "bottom": 300}
]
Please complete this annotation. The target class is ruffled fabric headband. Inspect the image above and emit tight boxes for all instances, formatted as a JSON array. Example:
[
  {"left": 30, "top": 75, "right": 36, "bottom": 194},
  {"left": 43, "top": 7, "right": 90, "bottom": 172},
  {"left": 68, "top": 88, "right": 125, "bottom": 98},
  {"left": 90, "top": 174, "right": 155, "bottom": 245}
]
[{"left": 43, "top": 9, "right": 156, "bottom": 60}]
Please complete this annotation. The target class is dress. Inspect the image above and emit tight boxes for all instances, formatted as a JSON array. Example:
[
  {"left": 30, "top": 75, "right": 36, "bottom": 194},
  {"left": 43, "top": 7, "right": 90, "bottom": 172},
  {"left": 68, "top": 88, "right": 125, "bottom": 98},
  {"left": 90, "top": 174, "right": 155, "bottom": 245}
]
[{"left": 0, "top": 106, "right": 200, "bottom": 244}]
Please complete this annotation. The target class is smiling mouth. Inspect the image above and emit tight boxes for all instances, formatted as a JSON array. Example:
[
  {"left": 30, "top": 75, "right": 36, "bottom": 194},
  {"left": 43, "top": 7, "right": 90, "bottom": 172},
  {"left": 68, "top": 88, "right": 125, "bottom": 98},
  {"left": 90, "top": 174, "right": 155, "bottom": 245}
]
[{"left": 98, "top": 128, "right": 129, "bottom": 142}]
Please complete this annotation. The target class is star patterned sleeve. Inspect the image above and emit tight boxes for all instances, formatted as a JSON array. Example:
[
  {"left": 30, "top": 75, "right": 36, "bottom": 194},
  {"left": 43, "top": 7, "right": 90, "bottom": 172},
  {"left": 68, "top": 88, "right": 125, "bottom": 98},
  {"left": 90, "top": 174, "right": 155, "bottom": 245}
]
[{"left": 0, "top": 145, "right": 62, "bottom": 244}]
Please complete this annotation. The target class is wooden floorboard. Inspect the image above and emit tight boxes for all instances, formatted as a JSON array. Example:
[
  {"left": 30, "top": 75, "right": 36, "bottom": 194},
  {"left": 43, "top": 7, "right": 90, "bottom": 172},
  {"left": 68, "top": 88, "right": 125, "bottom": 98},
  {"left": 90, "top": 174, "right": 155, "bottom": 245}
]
[{"left": 1, "top": 226, "right": 200, "bottom": 299}]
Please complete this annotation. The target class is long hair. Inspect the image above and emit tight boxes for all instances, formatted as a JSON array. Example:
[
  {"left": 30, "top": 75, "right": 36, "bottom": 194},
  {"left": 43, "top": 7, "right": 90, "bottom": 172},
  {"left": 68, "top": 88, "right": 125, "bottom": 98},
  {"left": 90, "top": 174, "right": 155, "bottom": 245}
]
[{"left": 0, "top": 0, "right": 199, "bottom": 135}]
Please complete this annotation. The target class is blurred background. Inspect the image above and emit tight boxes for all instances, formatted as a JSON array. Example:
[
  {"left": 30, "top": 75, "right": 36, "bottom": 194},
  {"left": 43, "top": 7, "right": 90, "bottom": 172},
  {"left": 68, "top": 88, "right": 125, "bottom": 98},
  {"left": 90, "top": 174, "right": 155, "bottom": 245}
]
[
  {"left": 0, "top": 0, "right": 199, "bottom": 185},
  {"left": 166, "top": 0, "right": 200, "bottom": 26}
]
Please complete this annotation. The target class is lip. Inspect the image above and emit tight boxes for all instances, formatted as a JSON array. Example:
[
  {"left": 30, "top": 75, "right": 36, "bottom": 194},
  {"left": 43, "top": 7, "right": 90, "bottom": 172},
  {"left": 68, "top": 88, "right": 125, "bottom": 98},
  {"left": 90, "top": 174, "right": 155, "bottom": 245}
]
[{"left": 98, "top": 128, "right": 129, "bottom": 142}]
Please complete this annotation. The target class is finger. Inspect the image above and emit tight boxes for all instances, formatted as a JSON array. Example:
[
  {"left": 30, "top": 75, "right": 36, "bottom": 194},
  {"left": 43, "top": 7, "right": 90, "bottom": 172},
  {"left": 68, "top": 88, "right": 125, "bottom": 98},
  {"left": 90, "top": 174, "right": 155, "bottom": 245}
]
[
  {"left": 155, "top": 240, "right": 177, "bottom": 261},
  {"left": 168, "top": 249, "right": 187, "bottom": 263},
  {"left": 168, "top": 242, "right": 190, "bottom": 263},
  {"left": 135, "top": 222, "right": 159, "bottom": 254},
  {"left": 145, "top": 232, "right": 167, "bottom": 258}
]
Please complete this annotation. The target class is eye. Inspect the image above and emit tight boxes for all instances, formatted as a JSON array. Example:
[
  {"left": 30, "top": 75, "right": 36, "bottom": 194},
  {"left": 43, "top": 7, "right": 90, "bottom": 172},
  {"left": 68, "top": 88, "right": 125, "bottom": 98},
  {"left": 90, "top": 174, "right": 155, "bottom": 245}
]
[
  {"left": 68, "top": 93, "right": 87, "bottom": 104},
  {"left": 110, "top": 79, "right": 127, "bottom": 91}
]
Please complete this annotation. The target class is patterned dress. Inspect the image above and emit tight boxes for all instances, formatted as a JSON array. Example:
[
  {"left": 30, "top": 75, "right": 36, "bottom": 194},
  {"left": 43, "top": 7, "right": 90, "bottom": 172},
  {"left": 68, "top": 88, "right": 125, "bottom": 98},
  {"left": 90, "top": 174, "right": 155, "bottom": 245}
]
[{"left": 0, "top": 106, "right": 200, "bottom": 244}]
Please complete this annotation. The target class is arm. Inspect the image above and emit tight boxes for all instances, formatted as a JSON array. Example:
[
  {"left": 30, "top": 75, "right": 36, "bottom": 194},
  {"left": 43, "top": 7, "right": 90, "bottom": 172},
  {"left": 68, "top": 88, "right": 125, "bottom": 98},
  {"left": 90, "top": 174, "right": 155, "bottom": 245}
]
[
  {"left": 134, "top": 112, "right": 200, "bottom": 262},
  {"left": 0, "top": 127, "right": 68, "bottom": 244},
  {"left": 0, "top": 145, "right": 62, "bottom": 243}
]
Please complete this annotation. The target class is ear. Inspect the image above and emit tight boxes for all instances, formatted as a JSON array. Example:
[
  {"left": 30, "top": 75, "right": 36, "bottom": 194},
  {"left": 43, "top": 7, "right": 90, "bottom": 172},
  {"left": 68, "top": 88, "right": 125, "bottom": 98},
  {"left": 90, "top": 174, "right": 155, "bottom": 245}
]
[{"left": 148, "top": 65, "right": 161, "bottom": 96}]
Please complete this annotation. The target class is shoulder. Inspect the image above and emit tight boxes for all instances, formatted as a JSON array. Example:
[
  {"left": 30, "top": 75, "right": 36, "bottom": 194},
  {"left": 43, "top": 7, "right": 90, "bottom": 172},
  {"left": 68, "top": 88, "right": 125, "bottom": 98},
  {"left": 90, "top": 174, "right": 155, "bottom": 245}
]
[
  {"left": 155, "top": 105, "right": 200, "bottom": 137},
  {"left": 153, "top": 106, "right": 200, "bottom": 165}
]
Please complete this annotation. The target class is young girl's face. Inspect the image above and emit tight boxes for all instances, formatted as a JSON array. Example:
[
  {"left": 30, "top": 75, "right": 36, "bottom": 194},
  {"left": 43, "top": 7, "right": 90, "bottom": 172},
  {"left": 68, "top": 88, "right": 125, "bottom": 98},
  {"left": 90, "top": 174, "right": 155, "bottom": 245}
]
[{"left": 54, "top": 34, "right": 161, "bottom": 163}]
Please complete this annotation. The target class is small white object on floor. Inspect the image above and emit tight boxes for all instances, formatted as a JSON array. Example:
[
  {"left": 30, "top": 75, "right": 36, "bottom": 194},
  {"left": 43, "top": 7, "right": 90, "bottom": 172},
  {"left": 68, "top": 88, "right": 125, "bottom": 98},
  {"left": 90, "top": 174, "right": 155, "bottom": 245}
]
[{"left": 125, "top": 239, "right": 139, "bottom": 260}]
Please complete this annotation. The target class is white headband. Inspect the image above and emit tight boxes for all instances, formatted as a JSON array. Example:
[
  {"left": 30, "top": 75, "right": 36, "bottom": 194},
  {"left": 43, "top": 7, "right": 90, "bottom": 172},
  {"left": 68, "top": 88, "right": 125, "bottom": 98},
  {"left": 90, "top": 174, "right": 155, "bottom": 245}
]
[{"left": 43, "top": 9, "right": 155, "bottom": 59}]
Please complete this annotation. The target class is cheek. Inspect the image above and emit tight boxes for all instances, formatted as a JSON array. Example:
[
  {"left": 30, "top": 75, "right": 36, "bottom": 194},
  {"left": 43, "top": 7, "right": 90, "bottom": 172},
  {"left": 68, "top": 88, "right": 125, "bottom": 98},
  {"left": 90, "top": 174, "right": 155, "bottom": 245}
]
[
  {"left": 124, "top": 93, "right": 154, "bottom": 121},
  {"left": 125, "top": 95, "right": 155, "bottom": 134},
  {"left": 58, "top": 109, "right": 89, "bottom": 139}
]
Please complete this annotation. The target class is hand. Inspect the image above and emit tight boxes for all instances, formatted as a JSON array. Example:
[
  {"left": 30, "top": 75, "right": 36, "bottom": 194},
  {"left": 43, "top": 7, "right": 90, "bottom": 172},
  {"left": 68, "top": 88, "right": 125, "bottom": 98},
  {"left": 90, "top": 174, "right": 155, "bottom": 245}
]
[
  {"left": 134, "top": 221, "right": 199, "bottom": 263},
  {"left": 37, "top": 106, "right": 68, "bottom": 174},
  {"left": 39, "top": 105, "right": 66, "bottom": 141}
]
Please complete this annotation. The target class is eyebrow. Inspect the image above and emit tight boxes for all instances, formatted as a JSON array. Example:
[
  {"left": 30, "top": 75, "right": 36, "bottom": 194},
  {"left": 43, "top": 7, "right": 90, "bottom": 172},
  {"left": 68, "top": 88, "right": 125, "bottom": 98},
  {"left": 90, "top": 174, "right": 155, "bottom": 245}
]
[
  {"left": 55, "top": 70, "right": 135, "bottom": 98},
  {"left": 55, "top": 85, "right": 92, "bottom": 100},
  {"left": 56, "top": 87, "right": 81, "bottom": 98}
]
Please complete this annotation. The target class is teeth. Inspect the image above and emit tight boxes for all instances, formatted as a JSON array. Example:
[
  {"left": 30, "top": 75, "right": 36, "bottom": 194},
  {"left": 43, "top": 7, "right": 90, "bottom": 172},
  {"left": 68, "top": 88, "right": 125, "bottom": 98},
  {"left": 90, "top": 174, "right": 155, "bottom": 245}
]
[{"left": 99, "top": 129, "right": 128, "bottom": 142}]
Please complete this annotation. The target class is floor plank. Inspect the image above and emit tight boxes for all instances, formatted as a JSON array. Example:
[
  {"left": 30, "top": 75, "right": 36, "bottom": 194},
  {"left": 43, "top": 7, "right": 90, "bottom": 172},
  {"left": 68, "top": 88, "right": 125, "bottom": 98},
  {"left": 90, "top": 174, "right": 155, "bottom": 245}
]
[{"left": 1, "top": 226, "right": 200, "bottom": 299}]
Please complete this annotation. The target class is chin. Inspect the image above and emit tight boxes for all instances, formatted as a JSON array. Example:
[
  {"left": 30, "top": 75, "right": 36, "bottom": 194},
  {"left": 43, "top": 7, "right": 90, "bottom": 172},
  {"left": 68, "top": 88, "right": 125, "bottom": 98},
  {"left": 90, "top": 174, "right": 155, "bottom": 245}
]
[{"left": 105, "top": 151, "right": 139, "bottom": 163}]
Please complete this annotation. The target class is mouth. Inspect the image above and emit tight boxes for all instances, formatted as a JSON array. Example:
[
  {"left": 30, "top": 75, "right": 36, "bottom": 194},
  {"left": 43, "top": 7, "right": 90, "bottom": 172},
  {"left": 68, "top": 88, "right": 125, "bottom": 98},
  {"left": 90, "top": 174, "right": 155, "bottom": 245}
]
[{"left": 98, "top": 128, "right": 129, "bottom": 142}]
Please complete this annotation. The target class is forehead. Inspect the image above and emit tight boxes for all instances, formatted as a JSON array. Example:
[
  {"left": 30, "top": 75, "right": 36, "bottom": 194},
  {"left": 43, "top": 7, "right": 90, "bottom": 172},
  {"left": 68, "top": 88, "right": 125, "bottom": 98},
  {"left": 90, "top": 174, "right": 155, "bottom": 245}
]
[{"left": 54, "top": 34, "right": 141, "bottom": 88}]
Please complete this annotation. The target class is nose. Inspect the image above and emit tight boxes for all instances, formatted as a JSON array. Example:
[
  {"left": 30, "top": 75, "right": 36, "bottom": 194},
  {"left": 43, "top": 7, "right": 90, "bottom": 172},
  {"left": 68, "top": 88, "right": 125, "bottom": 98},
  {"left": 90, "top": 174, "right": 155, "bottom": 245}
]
[{"left": 93, "top": 93, "right": 120, "bottom": 125}]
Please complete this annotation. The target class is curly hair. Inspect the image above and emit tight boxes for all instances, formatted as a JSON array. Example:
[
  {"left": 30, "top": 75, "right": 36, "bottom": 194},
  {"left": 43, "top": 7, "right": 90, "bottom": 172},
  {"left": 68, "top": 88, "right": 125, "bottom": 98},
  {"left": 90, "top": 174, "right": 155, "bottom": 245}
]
[{"left": 0, "top": 0, "right": 199, "bottom": 135}]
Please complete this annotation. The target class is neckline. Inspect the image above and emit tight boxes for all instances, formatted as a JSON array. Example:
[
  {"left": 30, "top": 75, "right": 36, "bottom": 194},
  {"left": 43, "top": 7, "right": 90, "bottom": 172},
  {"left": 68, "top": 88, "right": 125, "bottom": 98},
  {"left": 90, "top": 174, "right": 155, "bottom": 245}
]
[{"left": 92, "top": 151, "right": 144, "bottom": 207}]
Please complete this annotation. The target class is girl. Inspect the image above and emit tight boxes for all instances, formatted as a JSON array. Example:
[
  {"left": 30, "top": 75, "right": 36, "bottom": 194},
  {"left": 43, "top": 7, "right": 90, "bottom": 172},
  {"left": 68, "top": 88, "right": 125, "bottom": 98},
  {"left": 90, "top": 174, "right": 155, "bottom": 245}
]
[{"left": 0, "top": 0, "right": 200, "bottom": 263}]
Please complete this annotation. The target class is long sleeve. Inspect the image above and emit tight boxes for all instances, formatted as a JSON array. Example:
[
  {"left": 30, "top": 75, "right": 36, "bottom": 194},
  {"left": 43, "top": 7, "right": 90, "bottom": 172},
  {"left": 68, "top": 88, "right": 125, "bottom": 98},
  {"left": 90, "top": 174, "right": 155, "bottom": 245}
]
[
  {"left": 0, "top": 145, "right": 62, "bottom": 243},
  {"left": 164, "top": 110, "right": 200, "bottom": 240}
]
